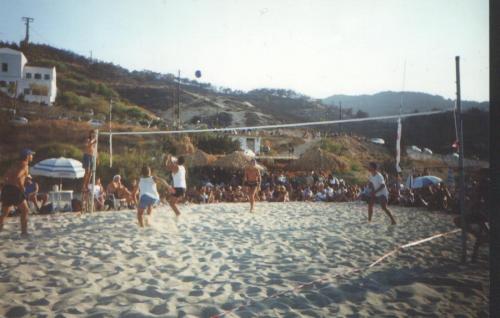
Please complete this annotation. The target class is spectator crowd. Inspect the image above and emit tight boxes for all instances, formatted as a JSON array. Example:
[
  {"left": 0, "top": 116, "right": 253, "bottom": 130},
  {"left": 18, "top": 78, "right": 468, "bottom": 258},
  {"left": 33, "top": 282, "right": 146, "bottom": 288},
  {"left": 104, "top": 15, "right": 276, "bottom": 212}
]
[{"left": 15, "top": 166, "right": 488, "bottom": 218}]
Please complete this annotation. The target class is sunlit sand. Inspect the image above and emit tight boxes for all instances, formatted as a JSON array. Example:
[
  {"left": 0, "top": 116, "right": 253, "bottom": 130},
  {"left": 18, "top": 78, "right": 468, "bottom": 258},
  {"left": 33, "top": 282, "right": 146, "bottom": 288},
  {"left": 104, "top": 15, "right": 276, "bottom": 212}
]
[{"left": 0, "top": 202, "right": 488, "bottom": 317}]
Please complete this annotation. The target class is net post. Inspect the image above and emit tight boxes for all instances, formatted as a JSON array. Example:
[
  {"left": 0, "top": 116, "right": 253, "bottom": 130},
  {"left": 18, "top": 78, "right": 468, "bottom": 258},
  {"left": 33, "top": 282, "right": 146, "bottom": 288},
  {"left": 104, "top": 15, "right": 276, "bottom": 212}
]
[
  {"left": 110, "top": 133, "right": 113, "bottom": 167},
  {"left": 90, "top": 129, "right": 99, "bottom": 214},
  {"left": 455, "top": 56, "right": 467, "bottom": 263}
]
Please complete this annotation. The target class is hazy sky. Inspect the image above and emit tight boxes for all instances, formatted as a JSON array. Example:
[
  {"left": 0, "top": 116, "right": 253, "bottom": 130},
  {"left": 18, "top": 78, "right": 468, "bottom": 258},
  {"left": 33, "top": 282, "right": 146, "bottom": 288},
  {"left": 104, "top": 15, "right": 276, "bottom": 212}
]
[{"left": 0, "top": 0, "right": 489, "bottom": 101}]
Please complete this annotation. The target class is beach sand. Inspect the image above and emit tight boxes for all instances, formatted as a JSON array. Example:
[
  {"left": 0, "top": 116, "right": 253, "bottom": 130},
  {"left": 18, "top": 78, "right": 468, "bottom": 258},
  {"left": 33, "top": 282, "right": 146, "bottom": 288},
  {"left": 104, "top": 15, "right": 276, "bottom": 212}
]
[{"left": 0, "top": 202, "right": 489, "bottom": 317}]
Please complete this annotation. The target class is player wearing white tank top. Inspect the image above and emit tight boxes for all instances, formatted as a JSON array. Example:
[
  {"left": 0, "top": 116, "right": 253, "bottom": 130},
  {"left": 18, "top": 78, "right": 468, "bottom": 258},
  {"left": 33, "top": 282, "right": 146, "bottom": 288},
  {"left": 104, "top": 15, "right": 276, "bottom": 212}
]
[
  {"left": 165, "top": 154, "right": 186, "bottom": 216},
  {"left": 367, "top": 162, "right": 396, "bottom": 225},
  {"left": 136, "top": 166, "right": 170, "bottom": 227}
]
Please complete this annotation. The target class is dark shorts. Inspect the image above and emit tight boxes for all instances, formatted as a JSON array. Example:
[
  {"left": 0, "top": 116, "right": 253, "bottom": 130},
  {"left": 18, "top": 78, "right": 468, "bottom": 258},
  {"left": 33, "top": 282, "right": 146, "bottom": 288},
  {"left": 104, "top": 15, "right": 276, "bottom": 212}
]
[
  {"left": 173, "top": 188, "right": 186, "bottom": 198},
  {"left": 245, "top": 181, "right": 258, "bottom": 187},
  {"left": 82, "top": 154, "right": 94, "bottom": 170},
  {"left": 1, "top": 184, "right": 26, "bottom": 207}
]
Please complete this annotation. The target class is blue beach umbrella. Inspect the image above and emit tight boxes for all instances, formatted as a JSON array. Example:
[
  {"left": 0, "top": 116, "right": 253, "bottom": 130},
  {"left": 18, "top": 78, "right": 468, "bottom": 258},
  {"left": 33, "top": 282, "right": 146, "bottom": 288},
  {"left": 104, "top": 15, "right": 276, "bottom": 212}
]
[
  {"left": 411, "top": 176, "right": 442, "bottom": 189},
  {"left": 30, "top": 157, "right": 85, "bottom": 189}
]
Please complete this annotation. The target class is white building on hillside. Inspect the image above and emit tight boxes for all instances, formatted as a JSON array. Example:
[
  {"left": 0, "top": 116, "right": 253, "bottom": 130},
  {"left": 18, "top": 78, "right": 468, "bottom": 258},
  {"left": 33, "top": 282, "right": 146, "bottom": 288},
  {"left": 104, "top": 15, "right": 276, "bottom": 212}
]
[
  {"left": 0, "top": 47, "right": 57, "bottom": 105},
  {"left": 231, "top": 135, "right": 262, "bottom": 155}
]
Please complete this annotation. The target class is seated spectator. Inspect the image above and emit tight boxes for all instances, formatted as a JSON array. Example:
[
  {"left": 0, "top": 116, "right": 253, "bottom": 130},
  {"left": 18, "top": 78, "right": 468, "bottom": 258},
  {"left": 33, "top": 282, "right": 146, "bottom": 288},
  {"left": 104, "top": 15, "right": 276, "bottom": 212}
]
[
  {"left": 303, "top": 186, "right": 314, "bottom": 201},
  {"left": 106, "top": 175, "right": 134, "bottom": 207},
  {"left": 275, "top": 185, "right": 290, "bottom": 202},
  {"left": 263, "top": 186, "right": 274, "bottom": 202},
  {"left": 276, "top": 173, "right": 287, "bottom": 185},
  {"left": 24, "top": 175, "right": 48, "bottom": 212},
  {"left": 199, "top": 186, "right": 214, "bottom": 204},
  {"left": 223, "top": 186, "right": 234, "bottom": 202},
  {"left": 400, "top": 188, "right": 415, "bottom": 206},
  {"left": 314, "top": 183, "right": 327, "bottom": 201},
  {"left": 213, "top": 186, "right": 223, "bottom": 203},
  {"left": 186, "top": 186, "right": 199, "bottom": 203},
  {"left": 325, "top": 185, "right": 335, "bottom": 201},
  {"left": 89, "top": 177, "right": 106, "bottom": 211},
  {"left": 388, "top": 183, "right": 401, "bottom": 205},
  {"left": 234, "top": 186, "right": 247, "bottom": 202},
  {"left": 328, "top": 174, "right": 339, "bottom": 187}
]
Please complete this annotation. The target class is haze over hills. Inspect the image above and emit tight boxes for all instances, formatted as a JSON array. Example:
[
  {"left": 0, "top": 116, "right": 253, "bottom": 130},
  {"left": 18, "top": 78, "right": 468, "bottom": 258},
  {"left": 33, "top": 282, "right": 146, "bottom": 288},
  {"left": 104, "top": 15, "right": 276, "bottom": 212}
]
[
  {"left": 1, "top": 41, "right": 489, "bottom": 128},
  {"left": 323, "top": 91, "right": 489, "bottom": 117}
]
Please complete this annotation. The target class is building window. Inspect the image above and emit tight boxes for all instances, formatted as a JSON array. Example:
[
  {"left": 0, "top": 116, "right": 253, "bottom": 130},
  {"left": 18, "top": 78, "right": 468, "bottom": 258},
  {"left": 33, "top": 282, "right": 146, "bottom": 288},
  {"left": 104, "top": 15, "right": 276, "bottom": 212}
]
[
  {"left": 1, "top": 63, "right": 7, "bottom": 72},
  {"left": 24, "top": 88, "right": 31, "bottom": 95},
  {"left": 34, "top": 73, "right": 42, "bottom": 80},
  {"left": 44, "top": 74, "right": 50, "bottom": 80},
  {"left": 26, "top": 73, "right": 32, "bottom": 79}
]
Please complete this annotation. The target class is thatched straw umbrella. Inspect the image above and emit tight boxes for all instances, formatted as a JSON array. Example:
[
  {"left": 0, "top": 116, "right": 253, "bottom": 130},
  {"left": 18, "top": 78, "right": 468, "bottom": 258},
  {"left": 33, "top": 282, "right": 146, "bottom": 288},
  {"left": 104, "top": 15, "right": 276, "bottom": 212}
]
[
  {"left": 175, "top": 136, "right": 195, "bottom": 155},
  {"left": 183, "top": 149, "right": 216, "bottom": 168},
  {"left": 291, "top": 147, "right": 348, "bottom": 172},
  {"left": 212, "top": 151, "right": 266, "bottom": 170}
]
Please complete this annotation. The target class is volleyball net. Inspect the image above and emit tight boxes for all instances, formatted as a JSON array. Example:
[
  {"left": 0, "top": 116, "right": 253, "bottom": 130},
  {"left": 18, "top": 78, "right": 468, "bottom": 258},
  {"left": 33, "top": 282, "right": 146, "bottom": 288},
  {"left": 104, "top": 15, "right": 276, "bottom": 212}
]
[{"left": 87, "top": 108, "right": 457, "bottom": 213}]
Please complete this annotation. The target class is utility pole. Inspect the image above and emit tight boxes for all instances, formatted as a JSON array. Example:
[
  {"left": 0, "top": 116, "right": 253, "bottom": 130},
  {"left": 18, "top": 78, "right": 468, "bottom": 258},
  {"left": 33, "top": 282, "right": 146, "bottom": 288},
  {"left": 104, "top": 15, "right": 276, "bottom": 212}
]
[
  {"left": 171, "top": 89, "right": 175, "bottom": 129},
  {"left": 109, "top": 99, "right": 113, "bottom": 167},
  {"left": 455, "top": 56, "right": 467, "bottom": 263},
  {"left": 339, "top": 101, "right": 342, "bottom": 133},
  {"left": 21, "top": 17, "right": 34, "bottom": 47},
  {"left": 176, "top": 70, "right": 181, "bottom": 131}
]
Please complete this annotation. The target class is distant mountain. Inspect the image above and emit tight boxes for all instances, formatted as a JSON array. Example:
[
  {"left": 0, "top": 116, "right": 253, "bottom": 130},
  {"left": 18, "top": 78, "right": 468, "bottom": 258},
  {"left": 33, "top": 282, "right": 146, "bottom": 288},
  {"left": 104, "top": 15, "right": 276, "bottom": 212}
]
[{"left": 323, "top": 91, "right": 489, "bottom": 117}]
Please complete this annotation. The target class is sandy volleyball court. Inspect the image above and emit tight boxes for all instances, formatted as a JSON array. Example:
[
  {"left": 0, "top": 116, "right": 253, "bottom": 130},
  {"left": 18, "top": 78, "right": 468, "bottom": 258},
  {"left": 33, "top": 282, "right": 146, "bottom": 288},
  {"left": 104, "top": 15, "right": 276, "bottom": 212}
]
[{"left": 0, "top": 202, "right": 489, "bottom": 317}]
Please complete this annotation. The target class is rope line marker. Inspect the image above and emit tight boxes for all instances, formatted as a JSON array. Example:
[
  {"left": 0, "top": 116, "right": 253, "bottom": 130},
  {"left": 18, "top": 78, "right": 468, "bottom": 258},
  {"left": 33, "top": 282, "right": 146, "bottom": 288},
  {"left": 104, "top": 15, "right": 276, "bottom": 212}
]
[{"left": 210, "top": 228, "right": 460, "bottom": 318}]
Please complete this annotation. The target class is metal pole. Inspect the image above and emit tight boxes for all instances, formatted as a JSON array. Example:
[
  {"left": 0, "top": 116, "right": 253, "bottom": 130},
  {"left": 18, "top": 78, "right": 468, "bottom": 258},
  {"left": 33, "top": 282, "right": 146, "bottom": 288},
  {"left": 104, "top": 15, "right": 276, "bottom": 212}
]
[
  {"left": 455, "top": 56, "right": 467, "bottom": 262},
  {"left": 90, "top": 129, "right": 99, "bottom": 214},
  {"left": 339, "top": 101, "right": 342, "bottom": 133},
  {"left": 109, "top": 99, "right": 113, "bottom": 167}
]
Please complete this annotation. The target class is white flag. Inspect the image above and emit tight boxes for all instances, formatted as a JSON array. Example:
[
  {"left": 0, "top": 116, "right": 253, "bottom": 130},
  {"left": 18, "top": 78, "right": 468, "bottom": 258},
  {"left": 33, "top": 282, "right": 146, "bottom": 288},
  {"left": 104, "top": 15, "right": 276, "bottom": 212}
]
[{"left": 396, "top": 118, "right": 402, "bottom": 173}]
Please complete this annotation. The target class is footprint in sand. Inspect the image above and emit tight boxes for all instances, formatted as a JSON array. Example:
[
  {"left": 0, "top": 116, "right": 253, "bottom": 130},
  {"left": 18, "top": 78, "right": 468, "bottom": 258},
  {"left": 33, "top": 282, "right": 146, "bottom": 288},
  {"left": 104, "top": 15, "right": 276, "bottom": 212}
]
[{"left": 5, "top": 306, "right": 29, "bottom": 318}]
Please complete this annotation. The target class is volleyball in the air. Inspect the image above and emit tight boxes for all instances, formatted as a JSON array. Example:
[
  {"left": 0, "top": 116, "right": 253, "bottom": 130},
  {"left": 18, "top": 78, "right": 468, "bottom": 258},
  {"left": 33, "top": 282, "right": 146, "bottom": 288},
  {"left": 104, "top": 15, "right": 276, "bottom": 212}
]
[{"left": 195, "top": 70, "right": 202, "bottom": 78}]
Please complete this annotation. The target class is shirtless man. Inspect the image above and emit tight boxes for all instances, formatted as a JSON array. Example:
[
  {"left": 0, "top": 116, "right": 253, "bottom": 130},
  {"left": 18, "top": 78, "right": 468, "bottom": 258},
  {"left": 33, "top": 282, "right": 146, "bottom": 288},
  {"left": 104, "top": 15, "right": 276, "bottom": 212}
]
[
  {"left": 82, "top": 130, "right": 97, "bottom": 192},
  {"left": 0, "top": 149, "right": 35, "bottom": 235},
  {"left": 243, "top": 158, "right": 261, "bottom": 212}
]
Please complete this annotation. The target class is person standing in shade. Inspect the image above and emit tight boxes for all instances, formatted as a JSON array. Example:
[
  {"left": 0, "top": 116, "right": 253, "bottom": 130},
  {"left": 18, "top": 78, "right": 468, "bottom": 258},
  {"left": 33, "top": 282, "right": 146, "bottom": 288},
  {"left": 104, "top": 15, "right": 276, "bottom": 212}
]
[
  {"left": 0, "top": 149, "right": 35, "bottom": 235},
  {"left": 367, "top": 162, "right": 397, "bottom": 225},
  {"left": 165, "top": 154, "right": 186, "bottom": 216},
  {"left": 243, "top": 158, "right": 261, "bottom": 212}
]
